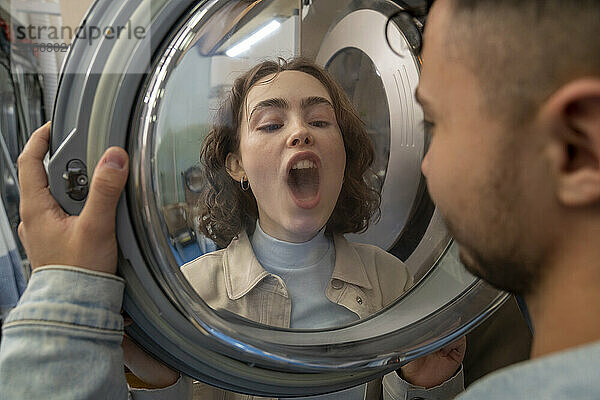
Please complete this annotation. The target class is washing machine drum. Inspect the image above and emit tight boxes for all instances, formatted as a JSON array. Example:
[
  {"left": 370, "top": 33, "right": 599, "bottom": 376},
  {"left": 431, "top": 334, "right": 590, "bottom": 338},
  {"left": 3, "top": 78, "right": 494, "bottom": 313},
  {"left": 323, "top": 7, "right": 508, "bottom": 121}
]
[{"left": 48, "top": 0, "right": 506, "bottom": 396}]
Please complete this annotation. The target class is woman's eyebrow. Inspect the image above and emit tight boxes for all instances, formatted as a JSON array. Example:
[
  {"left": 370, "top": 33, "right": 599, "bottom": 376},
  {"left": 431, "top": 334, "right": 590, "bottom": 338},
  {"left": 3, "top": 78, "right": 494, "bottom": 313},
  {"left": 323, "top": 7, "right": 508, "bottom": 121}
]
[
  {"left": 249, "top": 98, "right": 289, "bottom": 120},
  {"left": 248, "top": 96, "right": 333, "bottom": 121},
  {"left": 301, "top": 96, "right": 333, "bottom": 110}
]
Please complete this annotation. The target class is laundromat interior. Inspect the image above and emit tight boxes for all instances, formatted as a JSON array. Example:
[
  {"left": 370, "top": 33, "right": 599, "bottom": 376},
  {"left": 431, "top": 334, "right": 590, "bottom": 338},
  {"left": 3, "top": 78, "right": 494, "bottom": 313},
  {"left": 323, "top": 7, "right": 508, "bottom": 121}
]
[{"left": 0, "top": 0, "right": 537, "bottom": 398}]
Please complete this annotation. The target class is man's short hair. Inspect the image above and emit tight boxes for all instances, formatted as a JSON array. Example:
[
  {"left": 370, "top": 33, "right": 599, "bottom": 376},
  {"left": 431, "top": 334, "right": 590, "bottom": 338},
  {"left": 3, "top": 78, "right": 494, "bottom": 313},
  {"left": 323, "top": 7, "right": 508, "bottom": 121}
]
[{"left": 444, "top": 0, "right": 600, "bottom": 124}]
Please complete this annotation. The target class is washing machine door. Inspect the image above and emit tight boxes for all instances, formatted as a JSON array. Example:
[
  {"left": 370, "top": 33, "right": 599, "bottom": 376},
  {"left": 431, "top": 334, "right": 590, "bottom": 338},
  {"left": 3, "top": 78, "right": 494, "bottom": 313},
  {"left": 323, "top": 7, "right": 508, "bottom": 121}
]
[{"left": 48, "top": 0, "right": 506, "bottom": 396}]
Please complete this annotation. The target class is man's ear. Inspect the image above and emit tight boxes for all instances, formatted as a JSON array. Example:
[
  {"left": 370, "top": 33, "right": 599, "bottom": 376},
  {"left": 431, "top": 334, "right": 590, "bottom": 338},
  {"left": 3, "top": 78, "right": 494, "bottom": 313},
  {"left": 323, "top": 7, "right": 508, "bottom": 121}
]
[
  {"left": 225, "top": 152, "right": 246, "bottom": 182},
  {"left": 542, "top": 79, "right": 600, "bottom": 207}
]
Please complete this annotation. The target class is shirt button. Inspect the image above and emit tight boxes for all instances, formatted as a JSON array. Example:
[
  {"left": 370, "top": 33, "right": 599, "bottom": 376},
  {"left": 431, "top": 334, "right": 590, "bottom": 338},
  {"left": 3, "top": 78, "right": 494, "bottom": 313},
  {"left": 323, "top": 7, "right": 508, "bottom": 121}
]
[
  {"left": 356, "top": 296, "right": 363, "bottom": 305},
  {"left": 410, "top": 397, "right": 425, "bottom": 400},
  {"left": 331, "top": 279, "right": 343, "bottom": 290}
]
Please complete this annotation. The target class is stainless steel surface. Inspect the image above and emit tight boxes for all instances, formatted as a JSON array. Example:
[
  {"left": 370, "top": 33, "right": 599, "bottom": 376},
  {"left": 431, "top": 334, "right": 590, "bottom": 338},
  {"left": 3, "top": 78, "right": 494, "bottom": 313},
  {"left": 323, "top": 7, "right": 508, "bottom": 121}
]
[{"left": 316, "top": 8, "right": 423, "bottom": 251}]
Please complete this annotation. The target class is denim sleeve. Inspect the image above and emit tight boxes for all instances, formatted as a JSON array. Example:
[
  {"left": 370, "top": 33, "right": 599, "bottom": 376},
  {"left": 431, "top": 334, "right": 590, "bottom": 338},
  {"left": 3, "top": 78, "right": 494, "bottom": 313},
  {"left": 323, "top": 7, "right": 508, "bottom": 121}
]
[
  {"left": 0, "top": 265, "right": 128, "bottom": 400},
  {"left": 382, "top": 366, "right": 464, "bottom": 400}
]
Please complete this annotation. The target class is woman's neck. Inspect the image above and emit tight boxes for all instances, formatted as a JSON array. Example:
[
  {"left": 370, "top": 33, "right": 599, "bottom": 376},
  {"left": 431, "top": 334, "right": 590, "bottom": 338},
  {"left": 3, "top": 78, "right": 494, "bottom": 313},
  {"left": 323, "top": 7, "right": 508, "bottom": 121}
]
[{"left": 250, "top": 220, "right": 331, "bottom": 270}]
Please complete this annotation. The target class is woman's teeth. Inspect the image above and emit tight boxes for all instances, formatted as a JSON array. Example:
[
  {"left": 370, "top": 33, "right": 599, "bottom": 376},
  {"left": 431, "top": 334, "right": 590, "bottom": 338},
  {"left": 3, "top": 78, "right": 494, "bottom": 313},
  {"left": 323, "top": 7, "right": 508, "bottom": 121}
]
[
  {"left": 288, "top": 158, "right": 320, "bottom": 203},
  {"left": 291, "top": 160, "right": 317, "bottom": 170}
]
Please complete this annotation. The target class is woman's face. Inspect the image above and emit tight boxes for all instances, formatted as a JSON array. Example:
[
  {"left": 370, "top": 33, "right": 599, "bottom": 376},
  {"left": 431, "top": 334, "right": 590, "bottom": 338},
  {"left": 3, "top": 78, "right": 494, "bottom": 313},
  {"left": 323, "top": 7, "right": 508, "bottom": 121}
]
[{"left": 226, "top": 70, "right": 346, "bottom": 243}]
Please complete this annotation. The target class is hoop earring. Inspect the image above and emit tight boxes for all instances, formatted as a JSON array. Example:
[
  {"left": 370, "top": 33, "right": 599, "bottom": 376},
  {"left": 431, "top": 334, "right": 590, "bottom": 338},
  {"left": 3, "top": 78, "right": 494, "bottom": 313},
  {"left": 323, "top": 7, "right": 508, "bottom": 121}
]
[{"left": 240, "top": 176, "right": 250, "bottom": 191}]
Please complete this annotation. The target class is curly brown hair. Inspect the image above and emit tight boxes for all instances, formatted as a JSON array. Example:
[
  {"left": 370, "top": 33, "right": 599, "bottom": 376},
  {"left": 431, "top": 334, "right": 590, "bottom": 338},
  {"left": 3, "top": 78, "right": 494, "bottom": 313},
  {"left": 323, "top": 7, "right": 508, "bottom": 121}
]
[{"left": 196, "top": 57, "right": 381, "bottom": 248}]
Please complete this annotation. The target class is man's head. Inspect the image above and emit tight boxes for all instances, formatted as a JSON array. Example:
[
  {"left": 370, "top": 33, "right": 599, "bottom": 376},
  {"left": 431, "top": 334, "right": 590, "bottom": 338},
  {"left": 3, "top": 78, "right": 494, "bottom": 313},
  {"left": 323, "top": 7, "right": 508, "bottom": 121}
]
[{"left": 418, "top": 0, "right": 600, "bottom": 295}]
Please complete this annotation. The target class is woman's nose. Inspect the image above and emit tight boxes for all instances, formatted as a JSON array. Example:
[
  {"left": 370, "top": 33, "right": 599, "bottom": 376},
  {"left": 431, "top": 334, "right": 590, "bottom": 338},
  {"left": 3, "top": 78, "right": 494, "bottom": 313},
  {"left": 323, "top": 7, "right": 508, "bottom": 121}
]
[{"left": 287, "top": 130, "right": 313, "bottom": 147}]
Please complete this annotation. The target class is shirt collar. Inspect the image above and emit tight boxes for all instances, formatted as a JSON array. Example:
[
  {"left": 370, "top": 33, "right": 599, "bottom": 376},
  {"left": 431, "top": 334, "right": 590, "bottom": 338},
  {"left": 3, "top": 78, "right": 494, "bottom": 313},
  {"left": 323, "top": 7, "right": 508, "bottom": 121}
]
[
  {"left": 223, "top": 231, "right": 372, "bottom": 300},
  {"left": 331, "top": 235, "right": 372, "bottom": 290},
  {"left": 223, "top": 230, "right": 272, "bottom": 300}
]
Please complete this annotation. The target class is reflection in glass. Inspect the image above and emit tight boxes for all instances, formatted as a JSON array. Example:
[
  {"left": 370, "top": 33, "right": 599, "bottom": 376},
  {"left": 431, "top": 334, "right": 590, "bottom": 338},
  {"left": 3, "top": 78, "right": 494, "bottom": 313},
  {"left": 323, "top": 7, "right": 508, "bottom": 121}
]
[
  {"left": 143, "top": 0, "right": 417, "bottom": 332},
  {"left": 152, "top": 0, "right": 300, "bottom": 264},
  {"left": 137, "top": 0, "right": 479, "bottom": 340}
]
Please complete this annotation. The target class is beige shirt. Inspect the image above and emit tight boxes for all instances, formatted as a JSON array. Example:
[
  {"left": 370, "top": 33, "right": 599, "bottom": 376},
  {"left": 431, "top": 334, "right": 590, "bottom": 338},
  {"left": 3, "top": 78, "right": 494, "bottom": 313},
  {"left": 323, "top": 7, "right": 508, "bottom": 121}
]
[
  {"left": 180, "top": 231, "right": 412, "bottom": 400},
  {"left": 182, "top": 231, "right": 413, "bottom": 329}
]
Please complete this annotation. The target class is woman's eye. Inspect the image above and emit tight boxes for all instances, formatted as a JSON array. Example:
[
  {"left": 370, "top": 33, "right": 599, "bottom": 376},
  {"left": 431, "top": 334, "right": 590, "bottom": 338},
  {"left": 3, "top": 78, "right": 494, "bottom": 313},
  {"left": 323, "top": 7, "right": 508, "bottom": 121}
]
[
  {"left": 258, "top": 123, "right": 283, "bottom": 132},
  {"left": 310, "top": 121, "right": 329, "bottom": 128}
]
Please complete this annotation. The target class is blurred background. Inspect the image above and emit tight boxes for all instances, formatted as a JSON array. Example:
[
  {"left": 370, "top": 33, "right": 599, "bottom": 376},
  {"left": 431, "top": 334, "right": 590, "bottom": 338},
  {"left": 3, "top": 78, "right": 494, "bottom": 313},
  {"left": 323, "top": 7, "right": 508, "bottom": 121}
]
[{"left": 0, "top": 0, "right": 92, "bottom": 322}]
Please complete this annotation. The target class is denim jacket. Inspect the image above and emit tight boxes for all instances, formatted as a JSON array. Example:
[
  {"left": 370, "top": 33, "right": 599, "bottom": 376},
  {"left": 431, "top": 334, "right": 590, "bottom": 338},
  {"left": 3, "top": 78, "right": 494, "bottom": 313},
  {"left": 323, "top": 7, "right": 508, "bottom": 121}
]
[
  {"left": 0, "top": 263, "right": 462, "bottom": 400},
  {"left": 0, "top": 266, "right": 191, "bottom": 400}
]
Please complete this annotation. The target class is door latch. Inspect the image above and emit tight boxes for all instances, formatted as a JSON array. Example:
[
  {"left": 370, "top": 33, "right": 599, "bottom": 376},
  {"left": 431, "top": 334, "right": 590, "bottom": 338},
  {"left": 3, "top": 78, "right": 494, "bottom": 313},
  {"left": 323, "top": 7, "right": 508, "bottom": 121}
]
[{"left": 62, "top": 159, "right": 89, "bottom": 201}]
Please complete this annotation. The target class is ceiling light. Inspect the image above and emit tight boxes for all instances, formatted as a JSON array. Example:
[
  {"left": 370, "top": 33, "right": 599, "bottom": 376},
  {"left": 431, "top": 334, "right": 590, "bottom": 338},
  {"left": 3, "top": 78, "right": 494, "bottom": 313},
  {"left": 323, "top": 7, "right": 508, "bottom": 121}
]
[{"left": 226, "top": 20, "right": 282, "bottom": 58}]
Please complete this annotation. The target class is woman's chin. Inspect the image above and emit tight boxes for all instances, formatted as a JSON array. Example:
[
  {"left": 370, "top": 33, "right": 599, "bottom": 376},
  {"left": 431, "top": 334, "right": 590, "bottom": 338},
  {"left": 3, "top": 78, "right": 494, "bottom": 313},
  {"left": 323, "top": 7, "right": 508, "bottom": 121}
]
[{"left": 283, "top": 220, "right": 327, "bottom": 243}]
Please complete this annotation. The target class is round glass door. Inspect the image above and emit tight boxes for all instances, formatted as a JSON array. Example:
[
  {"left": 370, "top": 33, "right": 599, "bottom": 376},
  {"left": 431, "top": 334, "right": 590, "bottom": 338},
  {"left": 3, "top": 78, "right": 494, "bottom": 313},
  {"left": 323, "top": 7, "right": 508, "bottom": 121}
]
[{"left": 48, "top": 0, "right": 507, "bottom": 396}]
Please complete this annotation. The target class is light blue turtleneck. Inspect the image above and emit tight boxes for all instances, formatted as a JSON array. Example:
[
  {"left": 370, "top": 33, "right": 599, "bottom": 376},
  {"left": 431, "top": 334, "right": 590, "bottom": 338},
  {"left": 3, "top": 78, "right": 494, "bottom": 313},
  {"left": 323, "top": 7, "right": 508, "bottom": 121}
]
[
  {"left": 250, "top": 221, "right": 358, "bottom": 329},
  {"left": 250, "top": 221, "right": 366, "bottom": 400}
]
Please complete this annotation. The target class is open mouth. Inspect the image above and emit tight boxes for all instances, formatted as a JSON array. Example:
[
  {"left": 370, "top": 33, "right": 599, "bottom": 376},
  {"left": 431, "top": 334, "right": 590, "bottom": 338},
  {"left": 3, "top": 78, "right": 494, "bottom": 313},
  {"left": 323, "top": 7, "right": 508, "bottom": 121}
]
[{"left": 287, "top": 158, "right": 320, "bottom": 207}]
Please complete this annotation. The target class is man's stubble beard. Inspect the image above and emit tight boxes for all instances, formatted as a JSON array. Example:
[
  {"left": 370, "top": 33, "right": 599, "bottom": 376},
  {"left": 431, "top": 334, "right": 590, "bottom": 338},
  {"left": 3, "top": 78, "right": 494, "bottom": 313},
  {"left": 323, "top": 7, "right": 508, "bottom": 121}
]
[
  {"left": 440, "top": 155, "right": 541, "bottom": 297},
  {"left": 456, "top": 244, "right": 538, "bottom": 296}
]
